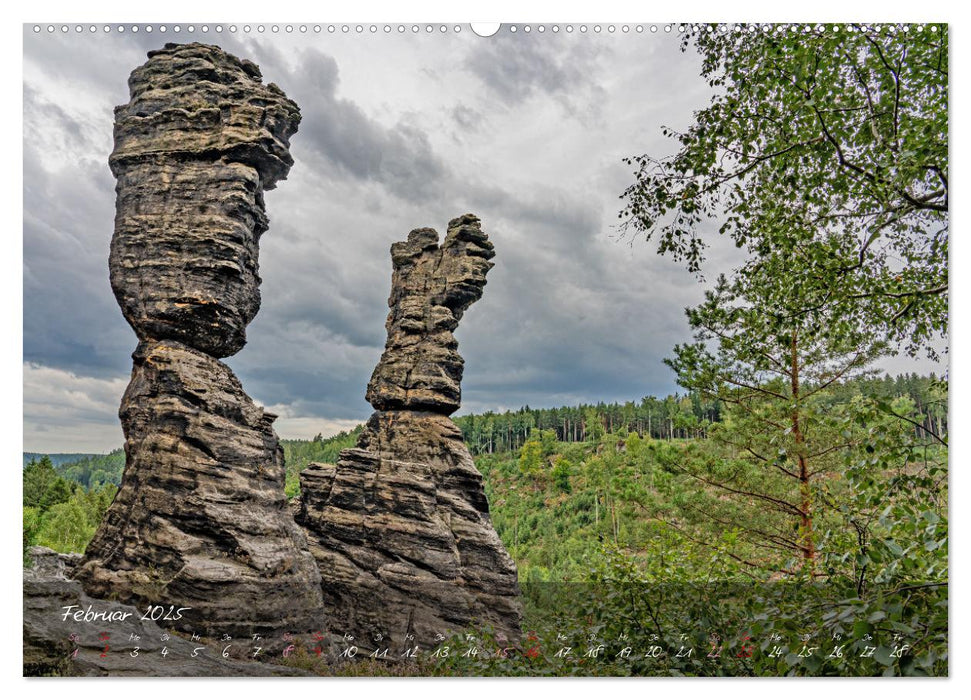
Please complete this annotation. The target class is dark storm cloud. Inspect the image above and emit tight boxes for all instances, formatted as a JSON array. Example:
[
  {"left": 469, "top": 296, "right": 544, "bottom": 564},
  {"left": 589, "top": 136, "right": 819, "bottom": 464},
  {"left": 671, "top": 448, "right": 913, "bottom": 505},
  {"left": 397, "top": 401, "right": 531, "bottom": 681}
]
[
  {"left": 22, "top": 29, "right": 158, "bottom": 109},
  {"left": 250, "top": 215, "right": 390, "bottom": 347},
  {"left": 22, "top": 104, "right": 134, "bottom": 379},
  {"left": 274, "top": 49, "right": 448, "bottom": 202},
  {"left": 452, "top": 194, "right": 701, "bottom": 415},
  {"left": 464, "top": 32, "right": 607, "bottom": 118},
  {"left": 451, "top": 104, "right": 483, "bottom": 133},
  {"left": 27, "top": 28, "right": 829, "bottom": 451}
]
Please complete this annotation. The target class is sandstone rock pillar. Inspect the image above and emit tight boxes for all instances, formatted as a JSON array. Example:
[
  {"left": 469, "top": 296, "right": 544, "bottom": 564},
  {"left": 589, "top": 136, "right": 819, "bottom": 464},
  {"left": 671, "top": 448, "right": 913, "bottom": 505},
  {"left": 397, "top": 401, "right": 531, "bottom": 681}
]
[
  {"left": 296, "top": 215, "right": 522, "bottom": 644},
  {"left": 75, "top": 43, "right": 325, "bottom": 636}
]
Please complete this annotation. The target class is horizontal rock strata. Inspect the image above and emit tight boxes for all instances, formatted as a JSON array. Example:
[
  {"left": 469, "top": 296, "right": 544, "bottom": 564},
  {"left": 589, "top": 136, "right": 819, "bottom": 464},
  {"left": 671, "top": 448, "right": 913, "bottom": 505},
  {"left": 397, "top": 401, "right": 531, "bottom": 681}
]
[
  {"left": 76, "top": 340, "right": 324, "bottom": 634},
  {"left": 107, "top": 42, "right": 300, "bottom": 358},
  {"left": 75, "top": 42, "right": 324, "bottom": 636},
  {"left": 365, "top": 214, "right": 496, "bottom": 413},
  {"left": 297, "top": 215, "right": 522, "bottom": 644}
]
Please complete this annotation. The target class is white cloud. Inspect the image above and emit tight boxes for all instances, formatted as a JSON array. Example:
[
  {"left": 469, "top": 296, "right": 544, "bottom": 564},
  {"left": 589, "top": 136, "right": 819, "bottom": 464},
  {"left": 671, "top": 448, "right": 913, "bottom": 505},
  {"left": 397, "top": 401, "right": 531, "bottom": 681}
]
[
  {"left": 261, "top": 404, "right": 362, "bottom": 442},
  {"left": 23, "top": 363, "right": 127, "bottom": 453}
]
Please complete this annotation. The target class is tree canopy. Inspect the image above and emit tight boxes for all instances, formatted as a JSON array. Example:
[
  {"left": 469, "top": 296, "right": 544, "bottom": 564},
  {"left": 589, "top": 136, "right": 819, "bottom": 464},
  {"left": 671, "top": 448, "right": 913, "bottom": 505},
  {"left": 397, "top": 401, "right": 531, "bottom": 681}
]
[
  {"left": 665, "top": 240, "right": 889, "bottom": 572},
  {"left": 620, "top": 23, "right": 948, "bottom": 357}
]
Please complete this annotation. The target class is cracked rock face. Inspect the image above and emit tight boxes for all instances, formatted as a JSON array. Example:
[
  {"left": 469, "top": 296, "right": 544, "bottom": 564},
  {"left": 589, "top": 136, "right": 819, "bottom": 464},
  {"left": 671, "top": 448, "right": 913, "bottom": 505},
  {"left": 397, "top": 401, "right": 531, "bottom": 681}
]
[
  {"left": 296, "top": 215, "right": 522, "bottom": 643},
  {"left": 75, "top": 43, "right": 325, "bottom": 636},
  {"left": 365, "top": 214, "right": 496, "bottom": 414},
  {"left": 107, "top": 42, "right": 300, "bottom": 358}
]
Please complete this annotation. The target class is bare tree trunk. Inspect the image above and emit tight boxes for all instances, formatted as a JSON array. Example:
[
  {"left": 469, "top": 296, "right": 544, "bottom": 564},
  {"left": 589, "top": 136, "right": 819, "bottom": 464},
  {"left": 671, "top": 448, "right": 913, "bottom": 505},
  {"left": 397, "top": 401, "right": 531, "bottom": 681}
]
[{"left": 791, "top": 331, "right": 816, "bottom": 573}]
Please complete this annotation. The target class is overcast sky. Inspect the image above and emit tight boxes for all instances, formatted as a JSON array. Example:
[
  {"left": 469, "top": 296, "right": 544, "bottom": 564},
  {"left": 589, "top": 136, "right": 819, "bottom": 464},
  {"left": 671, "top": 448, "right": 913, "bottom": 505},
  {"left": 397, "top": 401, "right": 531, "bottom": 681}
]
[{"left": 22, "top": 23, "right": 941, "bottom": 452}]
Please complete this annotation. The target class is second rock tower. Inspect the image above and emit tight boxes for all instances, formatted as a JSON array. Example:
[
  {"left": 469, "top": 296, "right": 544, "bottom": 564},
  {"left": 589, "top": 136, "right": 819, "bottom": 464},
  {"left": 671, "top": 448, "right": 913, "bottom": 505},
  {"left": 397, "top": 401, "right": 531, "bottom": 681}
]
[{"left": 296, "top": 215, "right": 523, "bottom": 644}]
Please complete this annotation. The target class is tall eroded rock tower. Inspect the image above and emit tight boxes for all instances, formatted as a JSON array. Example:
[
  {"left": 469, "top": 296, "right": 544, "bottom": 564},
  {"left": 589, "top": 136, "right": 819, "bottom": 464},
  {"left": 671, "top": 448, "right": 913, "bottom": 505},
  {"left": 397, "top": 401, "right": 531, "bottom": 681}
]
[
  {"left": 75, "top": 43, "right": 325, "bottom": 635},
  {"left": 296, "top": 215, "right": 522, "bottom": 644}
]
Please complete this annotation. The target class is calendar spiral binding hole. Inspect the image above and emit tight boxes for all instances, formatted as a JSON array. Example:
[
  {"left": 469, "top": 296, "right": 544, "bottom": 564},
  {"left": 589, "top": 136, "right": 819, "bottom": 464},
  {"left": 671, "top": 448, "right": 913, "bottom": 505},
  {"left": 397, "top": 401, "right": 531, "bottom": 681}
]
[{"left": 31, "top": 23, "right": 940, "bottom": 35}]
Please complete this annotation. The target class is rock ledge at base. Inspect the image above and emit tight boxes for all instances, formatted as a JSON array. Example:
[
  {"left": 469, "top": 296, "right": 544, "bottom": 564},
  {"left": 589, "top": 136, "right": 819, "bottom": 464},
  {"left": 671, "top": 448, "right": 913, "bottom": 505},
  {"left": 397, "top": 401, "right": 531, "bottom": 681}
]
[{"left": 25, "top": 547, "right": 316, "bottom": 676}]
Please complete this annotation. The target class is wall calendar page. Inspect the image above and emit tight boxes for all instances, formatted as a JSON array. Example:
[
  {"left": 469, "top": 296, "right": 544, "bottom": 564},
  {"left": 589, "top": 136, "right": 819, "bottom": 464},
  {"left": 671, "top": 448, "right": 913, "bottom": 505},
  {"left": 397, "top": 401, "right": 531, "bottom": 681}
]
[{"left": 20, "top": 14, "right": 949, "bottom": 682}]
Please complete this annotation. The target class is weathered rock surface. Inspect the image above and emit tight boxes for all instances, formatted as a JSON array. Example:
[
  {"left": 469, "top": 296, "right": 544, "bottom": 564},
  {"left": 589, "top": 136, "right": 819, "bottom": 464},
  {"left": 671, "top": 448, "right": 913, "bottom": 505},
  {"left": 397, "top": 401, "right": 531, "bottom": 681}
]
[
  {"left": 297, "top": 216, "right": 522, "bottom": 644},
  {"left": 75, "top": 43, "right": 325, "bottom": 637},
  {"left": 24, "top": 548, "right": 317, "bottom": 676},
  {"left": 76, "top": 340, "right": 325, "bottom": 635},
  {"left": 108, "top": 42, "right": 300, "bottom": 358},
  {"left": 365, "top": 214, "right": 496, "bottom": 414}
]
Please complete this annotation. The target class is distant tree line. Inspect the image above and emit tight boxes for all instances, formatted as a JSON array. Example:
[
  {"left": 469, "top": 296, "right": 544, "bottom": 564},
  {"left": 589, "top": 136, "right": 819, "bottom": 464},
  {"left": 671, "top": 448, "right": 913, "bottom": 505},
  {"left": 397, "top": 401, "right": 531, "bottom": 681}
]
[
  {"left": 54, "top": 450, "right": 125, "bottom": 488},
  {"left": 823, "top": 373, "right": 948, "bottom": 442},
  {"left": 454, "top": 373, "right": 945, "bottom": 456},
  {"left": 454, "top": 395, "right": 719, "bottom": 455},
  {"left": 32, "top": 371, "right": 944, "bottom": 487},
  {"left": 22, "top": 452, "right": 98, "bottom": 468}
]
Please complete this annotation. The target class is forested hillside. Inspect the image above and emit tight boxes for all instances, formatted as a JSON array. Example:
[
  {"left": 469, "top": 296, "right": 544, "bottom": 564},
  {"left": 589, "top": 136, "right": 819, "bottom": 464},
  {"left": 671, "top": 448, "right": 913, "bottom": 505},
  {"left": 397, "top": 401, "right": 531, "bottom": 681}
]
[
  {"left": 26, "top": 371, "right": 946, "bottom": 579},
  {"left": 22, "top": 452, "right": 98, "bottom": 468},
  {"left": 28, "top": 371, "right": 943, "bottom": 494},
  {"left": 49, "top": 450, "right": 125, "bottom": 488},
  {"left": 23, "top": 370, "right": 948, "bottom": 674},
  {"left": 453, "top": 373, "right": 947, "bottom": 455}
]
